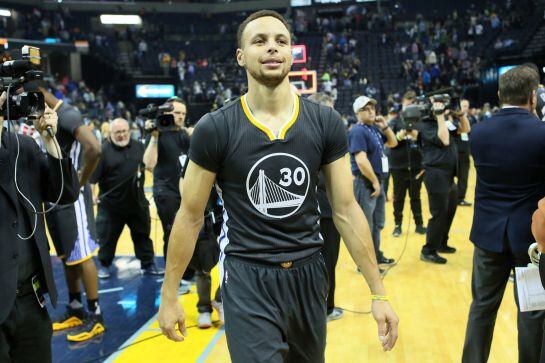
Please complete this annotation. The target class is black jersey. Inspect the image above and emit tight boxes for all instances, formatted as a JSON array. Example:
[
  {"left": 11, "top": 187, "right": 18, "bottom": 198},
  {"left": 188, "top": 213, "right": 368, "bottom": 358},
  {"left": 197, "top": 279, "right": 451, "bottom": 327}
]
[
  {"left": 56, "top": 102, "right": 84, "bottom": 169},
  {"left": 189, "top": 94, "right": 347, "bottom": 263}
]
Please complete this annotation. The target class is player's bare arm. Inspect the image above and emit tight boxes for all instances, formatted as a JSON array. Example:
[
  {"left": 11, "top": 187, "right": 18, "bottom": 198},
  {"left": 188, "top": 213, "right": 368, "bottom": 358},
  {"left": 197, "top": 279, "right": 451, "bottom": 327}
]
[
  {"left": 158, "top": 161, "right": 216, "bottom": 342},
  {"left": 323, "top": 156, "right": 399, "bottom": 351}
]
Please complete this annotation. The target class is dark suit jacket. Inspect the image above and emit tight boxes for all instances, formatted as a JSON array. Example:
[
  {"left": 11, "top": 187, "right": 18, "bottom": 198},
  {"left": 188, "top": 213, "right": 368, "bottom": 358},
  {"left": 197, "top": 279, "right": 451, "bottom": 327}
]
[
  {"left": 470, "top": 107, "right": 545, "bottom": 254},
  {"left": 0, "top": 132, "right": 79, "bottom": 324}
]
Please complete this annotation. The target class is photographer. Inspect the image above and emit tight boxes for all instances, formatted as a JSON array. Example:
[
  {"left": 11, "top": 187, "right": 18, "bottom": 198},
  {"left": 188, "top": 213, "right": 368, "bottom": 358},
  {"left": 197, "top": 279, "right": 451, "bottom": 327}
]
[
  {"left": 388, "top": 91, "right": 426, "bottom": 237},
  {"left": 349, "top": 96, "right": 398, "bottom": 266},
  {"left": 91, "top": 118, "right": 164, "bottom": 278},
  {"left": 463, "top": 65, "right": 545, "bottom": 363},
  {"left": 0, "top": 94, "right": 79, "bottom": 362},
  {"left": 143, "top": 97, "right": 191, "bottom": 261},
  {"left": 418, "top": 96, "right": 470, "bottom": 264}
]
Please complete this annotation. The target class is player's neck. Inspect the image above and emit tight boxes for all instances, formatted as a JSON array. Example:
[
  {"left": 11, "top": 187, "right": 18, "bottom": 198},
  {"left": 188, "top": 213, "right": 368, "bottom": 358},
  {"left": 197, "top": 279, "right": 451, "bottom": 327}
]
[{"left": 246, "top": 79, "right": 293, "bottom": 116}]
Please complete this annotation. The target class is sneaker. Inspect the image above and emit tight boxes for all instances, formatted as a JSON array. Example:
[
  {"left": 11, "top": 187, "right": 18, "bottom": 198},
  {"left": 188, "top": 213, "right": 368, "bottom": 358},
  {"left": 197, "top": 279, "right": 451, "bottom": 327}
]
[
  {"left": 377, "top": 255, "right": 395, "bottom": 266},
  {"left": 437, "top": 245, "right": 457, "bottom": 254},
  {"left": 142, "top": 262, "right": 165, "bottom": 276},
  {"left": 415, "top": 225, "right": 427, "bottom": 235},
  {"left": 52, "top": 306, "right": 86, "bottom": 331},
  {"left": 420, "top": 252, "right": 447, "bottom": 264},
  {"left": 197, "top": 312, "right": 212, "bottom": 329},
  {"left": 67, "top": 313, "right": 105, "bottom": 342},
  {"left": 327, "top": 307, "right": 344, "bottom": 322},
  {"left": 392, "top": 225, "right": 402, "bottom": 237},
  {"left": 97, "top": 265, "right": 110, "bottom": 279},
  {"left": 212, "top": 301, "right": 224, "bottom": 324},
  {"left": 458, "top": 200, "right": 472, "bottom": 207}
]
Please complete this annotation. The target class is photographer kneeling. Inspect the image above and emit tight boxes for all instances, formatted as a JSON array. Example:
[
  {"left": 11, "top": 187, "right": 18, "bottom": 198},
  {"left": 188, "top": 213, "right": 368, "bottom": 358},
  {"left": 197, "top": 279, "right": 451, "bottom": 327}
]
[
  {"left": 0, "top": 93, "right": 79, "bottom": 362},
  {"left": 418, "top": 96, "right": 470, "bottom": 264}
]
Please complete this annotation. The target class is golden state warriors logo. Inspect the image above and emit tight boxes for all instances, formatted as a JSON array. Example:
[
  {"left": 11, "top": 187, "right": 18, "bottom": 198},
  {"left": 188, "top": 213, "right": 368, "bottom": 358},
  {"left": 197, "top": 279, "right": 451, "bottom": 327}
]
[{"left": 246, "top": 153, "right": 310, "bottom": 219}]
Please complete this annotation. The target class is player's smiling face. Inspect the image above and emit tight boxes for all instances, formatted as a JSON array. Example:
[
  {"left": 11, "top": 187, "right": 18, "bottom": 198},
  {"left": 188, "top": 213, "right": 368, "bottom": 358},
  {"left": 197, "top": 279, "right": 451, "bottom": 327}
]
[{"left": 237, "top": 16, "right": 293, "bottom": 87}]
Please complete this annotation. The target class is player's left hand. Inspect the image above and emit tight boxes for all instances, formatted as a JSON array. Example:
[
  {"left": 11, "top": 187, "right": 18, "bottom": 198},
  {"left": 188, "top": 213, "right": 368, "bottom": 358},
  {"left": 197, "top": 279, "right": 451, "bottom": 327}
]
[{"left": 371, "top": 300, "right": 399, "bottom": 351}]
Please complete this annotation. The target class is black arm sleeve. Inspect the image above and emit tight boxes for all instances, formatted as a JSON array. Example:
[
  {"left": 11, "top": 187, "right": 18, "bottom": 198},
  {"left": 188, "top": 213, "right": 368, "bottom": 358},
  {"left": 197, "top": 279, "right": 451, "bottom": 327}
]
[
  {"left": 188, "top": 113, "right": 225, "bottom": 173},
  {"left": 65, "top": 107, "right": 84, "bottom": 137},
  {"left": 322, "top": 107, "right": 348, "bottom": 165}
]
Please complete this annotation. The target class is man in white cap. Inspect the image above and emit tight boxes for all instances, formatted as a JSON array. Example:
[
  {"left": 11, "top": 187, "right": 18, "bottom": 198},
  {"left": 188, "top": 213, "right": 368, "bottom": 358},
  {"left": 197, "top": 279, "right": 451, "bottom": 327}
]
[{"left": 348, "top": 96, "right": 398, "bottom": 266}]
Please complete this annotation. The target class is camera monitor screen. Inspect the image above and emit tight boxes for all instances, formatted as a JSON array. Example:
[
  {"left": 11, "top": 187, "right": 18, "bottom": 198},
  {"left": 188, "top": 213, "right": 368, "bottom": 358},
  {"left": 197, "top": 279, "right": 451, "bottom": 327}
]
[
  {"left": 136, "top": 84, "right": 175, "bottom": 99},
  {"left": 291, "top": 45, "right": 307, "bottom": 64}
]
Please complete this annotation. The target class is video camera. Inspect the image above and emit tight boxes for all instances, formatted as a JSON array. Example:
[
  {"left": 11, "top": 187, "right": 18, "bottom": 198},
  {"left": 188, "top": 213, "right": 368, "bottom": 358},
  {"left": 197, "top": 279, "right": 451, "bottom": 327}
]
[
  {"left": 0, "top": 46, "right": 45, "bottom": 121},
  {"left": 400, "top": 93, "right": 453, "bottom": 130},
  {"left": 138, "top": 103, "right": 176, "bottom": 132}
]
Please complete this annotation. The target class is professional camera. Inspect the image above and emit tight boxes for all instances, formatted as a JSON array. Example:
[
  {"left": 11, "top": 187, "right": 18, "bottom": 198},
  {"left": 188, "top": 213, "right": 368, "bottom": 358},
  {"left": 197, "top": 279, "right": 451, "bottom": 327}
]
[
  {"left": 138, "top": 103, "right": 176, "bottom": 132},
  {"left": 0, "top": 46, "right": 45, "bottom": 121},
  {"left": 400, "top": 93, "right": 452, "bottom": 129}
]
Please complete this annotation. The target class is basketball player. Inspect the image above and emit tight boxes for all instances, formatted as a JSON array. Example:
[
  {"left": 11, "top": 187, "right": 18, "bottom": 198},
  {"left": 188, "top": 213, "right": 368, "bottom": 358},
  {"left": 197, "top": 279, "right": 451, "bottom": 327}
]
[
  {"left": 38, "top": 86, "right": 105, "bottom": 342},
  {"left": 158, "top": 10, "right": 398, "bottom": 362}
]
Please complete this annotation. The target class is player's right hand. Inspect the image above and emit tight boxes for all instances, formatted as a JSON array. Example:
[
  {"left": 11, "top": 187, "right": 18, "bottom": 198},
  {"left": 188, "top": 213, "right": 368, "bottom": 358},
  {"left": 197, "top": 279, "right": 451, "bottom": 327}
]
[
  {"left": 372, "top": 300, "right": 399, "bottom": 351},
  {"left": 158, "top": 297, "right": 187, "bottom": 342}
]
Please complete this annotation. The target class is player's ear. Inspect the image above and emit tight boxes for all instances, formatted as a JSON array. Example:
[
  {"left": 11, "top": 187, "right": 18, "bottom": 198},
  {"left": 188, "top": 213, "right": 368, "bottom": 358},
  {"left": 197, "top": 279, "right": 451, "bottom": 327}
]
[{"left": 236, "top": 48, "right": 245, "bottom": 67}]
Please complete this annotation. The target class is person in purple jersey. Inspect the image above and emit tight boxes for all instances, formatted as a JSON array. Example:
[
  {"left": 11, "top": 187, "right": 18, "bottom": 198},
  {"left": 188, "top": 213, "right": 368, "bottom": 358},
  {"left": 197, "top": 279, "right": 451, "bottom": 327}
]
[{"left": 158, "top": 10, "right": 398, "bottom": 363}]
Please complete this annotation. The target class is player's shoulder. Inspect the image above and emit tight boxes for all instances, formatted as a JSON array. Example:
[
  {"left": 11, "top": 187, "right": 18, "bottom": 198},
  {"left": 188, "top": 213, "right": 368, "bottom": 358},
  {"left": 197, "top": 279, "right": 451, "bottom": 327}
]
[
  {"left": 299, "top": 96, "right": 333, "bottom": 120},
  {"left": 211, "top": 97, "right": 242, "bottom": 120},
  {"left": 194, "top": 99, "right": 242, "bottom": 139},
  {"left": 196, "top": 97, "right": 241, "bottom": 129}
]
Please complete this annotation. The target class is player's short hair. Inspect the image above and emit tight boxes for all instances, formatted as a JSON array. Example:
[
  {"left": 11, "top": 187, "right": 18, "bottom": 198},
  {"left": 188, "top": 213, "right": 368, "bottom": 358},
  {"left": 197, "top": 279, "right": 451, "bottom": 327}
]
[{"left": 237, "top": 10, "right": 292, "bottom": 49}]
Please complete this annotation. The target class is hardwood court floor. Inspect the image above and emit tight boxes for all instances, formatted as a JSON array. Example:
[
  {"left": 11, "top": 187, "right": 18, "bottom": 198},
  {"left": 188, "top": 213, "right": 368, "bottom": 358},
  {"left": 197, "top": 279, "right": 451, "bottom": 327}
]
[{"left": 110, "top": 162, "right": 519, "bottom": 363}]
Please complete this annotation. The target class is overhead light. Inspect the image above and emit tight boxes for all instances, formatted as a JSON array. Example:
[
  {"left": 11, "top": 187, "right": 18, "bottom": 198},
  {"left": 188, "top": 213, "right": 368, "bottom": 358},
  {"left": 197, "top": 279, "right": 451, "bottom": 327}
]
[
  {"left": 100, "top": 14, "right": 142, "bottom": 25},
  {"left": 0, "top": 9, "right": 12, "bottom": 17}
]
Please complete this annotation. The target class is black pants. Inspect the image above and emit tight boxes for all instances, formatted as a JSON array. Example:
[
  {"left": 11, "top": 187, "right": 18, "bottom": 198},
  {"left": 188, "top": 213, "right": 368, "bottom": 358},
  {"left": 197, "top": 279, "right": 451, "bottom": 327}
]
[
  {"left": 463, "top": 244, "right": 545, "bottom": 363},
  {"left": 422, "top": 169, "right": 458, "bottom": 254},
  {"left": 0, "top": 294, "right": 52, "bottom": 363},
  {"left": 391, "top": 168, "right": 424, "bottom": 226},
  {"left": 154, "top": 195, "right": 181, "bottom": 260},
  {"left": 457, "top": 152, "right": 470, "bottom": 202},
  {"left": 222, "top": 253, "right": 328, "bottom": 363},
  {"left": 320, "top": 218, "right": 340, "bottom": 315},
  {"left": 96, "top": 204, "right": 155, "bottom": 268}
]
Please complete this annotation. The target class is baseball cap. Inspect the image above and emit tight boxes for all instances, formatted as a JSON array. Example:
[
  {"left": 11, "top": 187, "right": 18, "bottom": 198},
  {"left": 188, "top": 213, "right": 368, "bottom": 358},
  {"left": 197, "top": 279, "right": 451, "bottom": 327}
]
[{"left": 353, "top": 96, "right": 377, "bottom": 114}]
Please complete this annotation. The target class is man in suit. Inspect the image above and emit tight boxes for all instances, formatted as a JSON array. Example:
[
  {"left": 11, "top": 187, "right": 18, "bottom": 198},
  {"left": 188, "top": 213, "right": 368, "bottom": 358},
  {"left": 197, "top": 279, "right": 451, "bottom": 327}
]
[
  {"left": 0, "top": 98, "right": 79, "bottom": 362},
  {"left": 463, "top": 65, "right": 545, "bottom": 363}
]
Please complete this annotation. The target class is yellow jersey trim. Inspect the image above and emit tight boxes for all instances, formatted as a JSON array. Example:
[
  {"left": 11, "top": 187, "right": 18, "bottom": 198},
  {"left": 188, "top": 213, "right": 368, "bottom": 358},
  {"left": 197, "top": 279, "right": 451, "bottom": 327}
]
[{"left": 240, "top": 93, "right": 299, "bottom": 141}]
